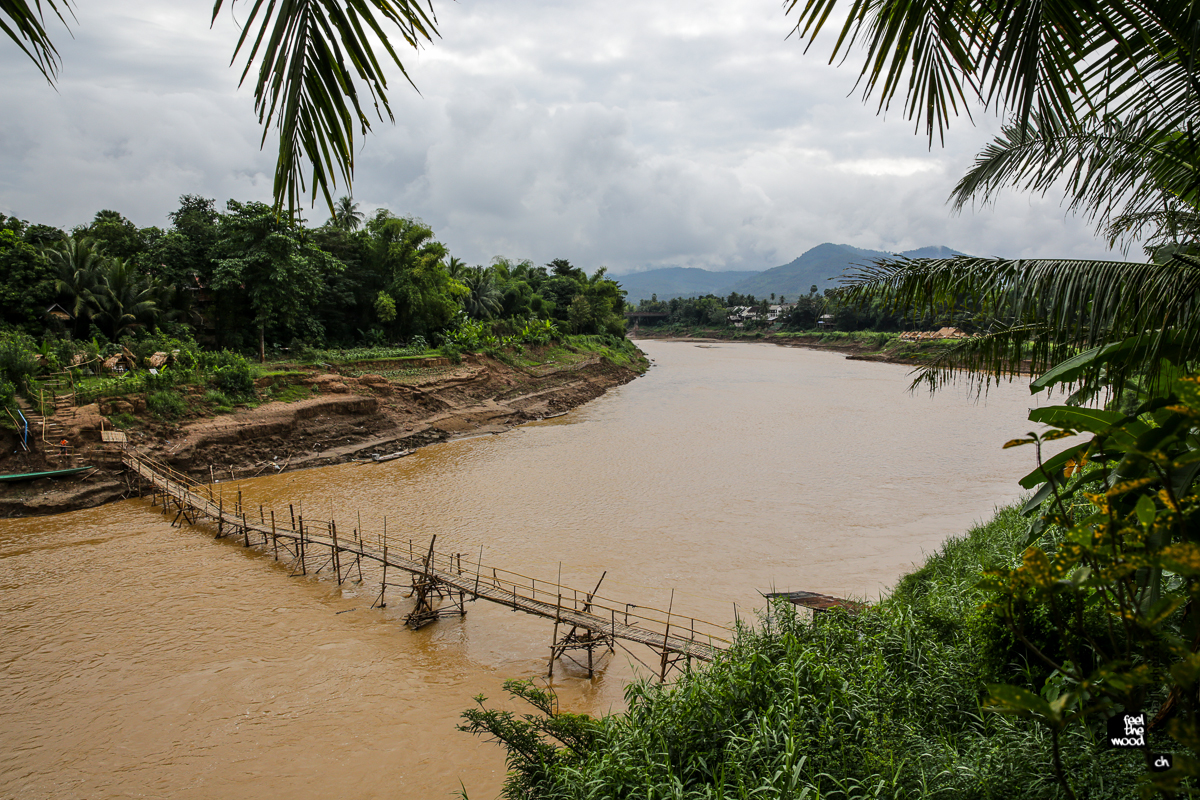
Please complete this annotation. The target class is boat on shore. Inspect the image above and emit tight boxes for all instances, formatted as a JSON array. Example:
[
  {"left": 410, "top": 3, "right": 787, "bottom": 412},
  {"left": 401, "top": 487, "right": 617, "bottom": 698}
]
[{"left": 0, "top": 466, "right": 94, "bottom": 483}]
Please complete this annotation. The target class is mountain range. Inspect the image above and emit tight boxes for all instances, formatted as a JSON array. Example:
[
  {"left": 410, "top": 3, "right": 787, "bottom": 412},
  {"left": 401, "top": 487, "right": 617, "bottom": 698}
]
[{"left": 614, "top": 243, "right": 966, "bottom": 304}]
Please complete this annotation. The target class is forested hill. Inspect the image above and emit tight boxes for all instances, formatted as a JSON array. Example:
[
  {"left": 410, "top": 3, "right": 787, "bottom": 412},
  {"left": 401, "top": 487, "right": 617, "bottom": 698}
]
[{"left": 615, "top": 244, "right": 965, "bottom": 303}]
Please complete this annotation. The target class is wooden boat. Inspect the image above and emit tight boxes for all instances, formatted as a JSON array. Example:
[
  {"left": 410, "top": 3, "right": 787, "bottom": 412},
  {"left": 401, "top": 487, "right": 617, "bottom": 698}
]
[{"left": 0, "top": 466, "right": 93, "bottom": 482}]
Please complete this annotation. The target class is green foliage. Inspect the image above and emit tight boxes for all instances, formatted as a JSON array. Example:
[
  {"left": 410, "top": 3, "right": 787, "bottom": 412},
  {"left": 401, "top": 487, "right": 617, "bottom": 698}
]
[
  {"left": 211, "top": 200, "right": 343, "bottom": 350},
  {"left": 0, "top": 229, "right": 57, "bottom": 333},
  {"left": 463, "top": 503, "right": 1145, "bottom": 798},
  {"left": 209, "top": 355, "right": 255, "bottom": 399},
  {"left": 374, "top": 290, "right": 397, "bottom": 323},
  {"left": 0, "top": 378, "right": 14, "bottom": 412},
  {"left": 459, "top": 680, "right": 598, "bottom": 798},
  {"left": 203, "top": 389, "right": 231, "bottom": 407},
  {"left": 107, "top": 412, "right": 137, "bottom": 429},
  {"left": 146, "top": 389, "right": 187, "bottom": 421},
  {"left": 293, "top": 342, "right": 429, "bottom": 364},
  {"left": 0, "top": 330, "right": 40, "bottom": 388},
  {"left": 977, "top": 375, "right": 1200, "bottom": 795}
]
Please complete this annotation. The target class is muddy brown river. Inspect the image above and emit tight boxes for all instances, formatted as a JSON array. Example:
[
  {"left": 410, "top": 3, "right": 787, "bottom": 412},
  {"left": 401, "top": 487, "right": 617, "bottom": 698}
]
[{"left": 1, "top": 341, "right": 1053, "bottom": 799}]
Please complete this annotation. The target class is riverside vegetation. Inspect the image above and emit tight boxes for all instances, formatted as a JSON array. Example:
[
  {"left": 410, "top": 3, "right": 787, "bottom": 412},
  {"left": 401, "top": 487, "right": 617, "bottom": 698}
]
[{"left": 0, "top": 198, "right": 630, "bottom": 419}]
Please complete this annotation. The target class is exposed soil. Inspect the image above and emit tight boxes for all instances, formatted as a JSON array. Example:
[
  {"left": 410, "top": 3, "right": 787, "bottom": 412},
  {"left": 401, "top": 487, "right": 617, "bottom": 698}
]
[{"left": 1, "top": 348, "right": 645, "bottom": 518}]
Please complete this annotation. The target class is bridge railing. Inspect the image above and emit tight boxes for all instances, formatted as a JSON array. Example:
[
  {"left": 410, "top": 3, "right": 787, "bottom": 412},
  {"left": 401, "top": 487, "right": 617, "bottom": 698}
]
[
  {"left": 418, "top": 547, "right": 731, "bottom": 647},
  {"left": 125, "top": 452, "right": 731, "bottom": 650}
]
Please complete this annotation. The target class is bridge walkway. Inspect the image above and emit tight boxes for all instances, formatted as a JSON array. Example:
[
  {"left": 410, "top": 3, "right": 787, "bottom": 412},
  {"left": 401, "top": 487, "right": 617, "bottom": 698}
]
[{"left": 122, "top": 452, "right": 729, "bottom": 677}]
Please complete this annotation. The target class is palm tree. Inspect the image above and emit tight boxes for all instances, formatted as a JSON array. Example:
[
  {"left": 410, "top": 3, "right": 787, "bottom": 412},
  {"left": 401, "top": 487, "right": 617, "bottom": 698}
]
[
  {"left": 3, "top": 1, "right": 439, "bottom": 216},
  {"left": 46, "top": 236, "right": 106, "bottom": 335},
  {"left": 330, "top": 196, "right": 364, "bottom": 231},
  {"left": 90, "top": 259, "right": 161, "bottom": 341},
  {"left": 461, "top": 267, "right": 503, "bottom": 319},
  {"left": 786, "top": 0, "right": 1200, "bottom": 399},
  {"left": 445, "top": 256, "right": 468, "bottom": 280}
]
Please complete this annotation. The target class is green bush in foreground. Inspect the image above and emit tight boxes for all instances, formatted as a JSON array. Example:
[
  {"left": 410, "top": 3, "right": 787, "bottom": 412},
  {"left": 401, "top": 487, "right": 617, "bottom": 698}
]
[{"left": 462, "top": 506, "right": 1144, "bottom": 799}]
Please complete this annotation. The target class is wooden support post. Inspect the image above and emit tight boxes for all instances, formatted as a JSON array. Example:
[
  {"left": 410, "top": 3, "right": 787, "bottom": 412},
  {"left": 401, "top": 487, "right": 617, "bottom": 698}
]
[
  {"left": 473, "top": 546, "right": 483, "bottom": 597},
  {"left": 271, "top": 510, "right": 278, "bottom": 560},
  {"left": 290, "top": 504, "right": 296, "bottom": 531},
  {"left": 299, "top": 517, "right": 306, "bottom": 575},
  {"left": 352, "top": 524, "right": 364, "bottom": 584},
  {"left": 660, "top": 588, "right": 675, "bottom": 682},
  {"left": 549, "top": 562, "right": 562, "bottom": 678},
  {"left": 331, "top": 520, "right": 342, "bottom": 584},
  {"left": 217, "top": 496, "right": 224, "bottom": 538},
  {"left": 242, "top": 512, "right": 250, "bottom": 547},
  {"left": 456, "top": 553, "right": 466, "bottom": 614},
  {"left": 375, "top": 542, "right": 388, "bottom": 609}
]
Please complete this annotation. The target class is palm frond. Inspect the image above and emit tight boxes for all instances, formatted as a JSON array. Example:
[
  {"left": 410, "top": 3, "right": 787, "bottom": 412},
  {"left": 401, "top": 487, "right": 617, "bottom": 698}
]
[
  {"left": 844, "top": 254, "right": 1200, "bottom": 393},
  {"left": 785, "top": 0, "right": 1198, "bottom": 141},
  {"left": 1, "top": 0, "right": 72, "bottom": 82},
  {"left": 212, "top": 0, "right": 438, "bottom": 216},
  {"left": 950, "top": 115, "right": 1200, "bottom": 248},
  {"left": 905, "top": 321, "right": 1055, "bottom": 394}
]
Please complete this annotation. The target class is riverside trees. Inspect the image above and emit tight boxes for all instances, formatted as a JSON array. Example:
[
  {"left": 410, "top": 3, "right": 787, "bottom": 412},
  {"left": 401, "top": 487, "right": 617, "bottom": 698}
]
[{"left": 0, "top": 197, "right": 627, "bottom": 360}]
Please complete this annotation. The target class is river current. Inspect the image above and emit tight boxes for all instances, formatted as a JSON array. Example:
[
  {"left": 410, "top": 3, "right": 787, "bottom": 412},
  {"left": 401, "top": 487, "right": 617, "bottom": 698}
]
[{"left": 1, "top": 340, "right": 1051, "bottom": 798}]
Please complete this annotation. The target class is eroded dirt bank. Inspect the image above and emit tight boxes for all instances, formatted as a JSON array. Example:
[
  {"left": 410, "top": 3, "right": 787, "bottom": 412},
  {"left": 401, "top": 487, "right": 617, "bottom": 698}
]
[{"left": 1, "top": 347, "right": 645, "bottom": 518}]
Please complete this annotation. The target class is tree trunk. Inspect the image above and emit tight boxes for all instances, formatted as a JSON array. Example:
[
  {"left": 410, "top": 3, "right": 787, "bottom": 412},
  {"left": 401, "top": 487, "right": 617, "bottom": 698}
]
[{"left": 259, "top": 324, "right": 265, "bottom": 364}]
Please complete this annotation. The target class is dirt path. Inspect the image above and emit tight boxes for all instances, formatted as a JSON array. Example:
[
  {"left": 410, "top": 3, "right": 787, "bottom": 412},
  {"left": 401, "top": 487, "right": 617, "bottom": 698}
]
[{"left": 1, "top": 348, "right": 645, "bottom": 518}]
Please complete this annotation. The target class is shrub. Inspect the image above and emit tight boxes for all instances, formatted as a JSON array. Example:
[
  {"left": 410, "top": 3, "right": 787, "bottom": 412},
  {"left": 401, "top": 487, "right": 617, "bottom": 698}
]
[
  {"left": 209, "top": 355, "right": 255, "bottom": 399},
  {"left": 146, "top": 390, "right": 187, "bottom": 420},
  {"left": 108, "top": 412, "right": 137, "bottom": 429},
  {"left": 0, "top": 330, "right": 39, "bottom": 388},
  {"left": 203, "top": 389, "right": 232, "bottom": 407}
]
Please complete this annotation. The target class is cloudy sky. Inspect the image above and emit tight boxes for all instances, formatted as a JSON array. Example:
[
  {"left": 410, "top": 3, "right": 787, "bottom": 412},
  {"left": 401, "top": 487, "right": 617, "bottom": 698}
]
[{"left": 0, "top": 0, "right": 1131, "bottom": 273}]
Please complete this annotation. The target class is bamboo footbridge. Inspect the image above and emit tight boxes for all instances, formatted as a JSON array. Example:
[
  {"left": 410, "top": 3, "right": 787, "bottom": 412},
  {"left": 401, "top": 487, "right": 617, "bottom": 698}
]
[{"left": 122, "top": 452, "right": 729, "bottom": 679}]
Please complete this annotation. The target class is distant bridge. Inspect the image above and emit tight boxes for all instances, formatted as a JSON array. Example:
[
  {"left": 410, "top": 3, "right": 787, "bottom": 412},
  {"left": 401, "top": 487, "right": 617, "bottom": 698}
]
[{"left": 122, "top": 452, "right": 729, "bottom": 679}]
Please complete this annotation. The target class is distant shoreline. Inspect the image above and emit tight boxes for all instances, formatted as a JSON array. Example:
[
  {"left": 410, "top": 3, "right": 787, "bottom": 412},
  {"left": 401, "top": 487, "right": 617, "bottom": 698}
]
[{"left": 629, "top": 329, "right": 947, "bottom": 368}]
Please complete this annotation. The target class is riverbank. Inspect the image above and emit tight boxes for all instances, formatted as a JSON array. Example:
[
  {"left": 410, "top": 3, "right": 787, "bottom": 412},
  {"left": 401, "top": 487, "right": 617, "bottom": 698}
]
[
  {"left": 631, "top": 327, "right": 956, "bottom": 366},
  {"left": 0, "top": 339, "right": 648, "bottom": 518}
]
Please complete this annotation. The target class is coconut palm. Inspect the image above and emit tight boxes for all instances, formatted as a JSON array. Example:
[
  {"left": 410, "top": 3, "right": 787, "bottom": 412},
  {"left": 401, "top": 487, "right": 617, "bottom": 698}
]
[
  {"left": 4, "top": 0, "right": 439, "bottom": 216},
  {"left": 89, "top": 259, "right": 161, "bottom": 341},
  {"left": 330, "top": 195, "right": 364, "bottom": 231},
  {"left": 787, "top": 0, "right": 1200, "bottom": 399},
  {"left": 46, "top": 236, "right": 106, "bottom": 334},
  {"left": 461, "top": 266, "right": 503, "bottom": 319},
  {"left": 445, "top": 256, "right": 468, "bottom": 280}
]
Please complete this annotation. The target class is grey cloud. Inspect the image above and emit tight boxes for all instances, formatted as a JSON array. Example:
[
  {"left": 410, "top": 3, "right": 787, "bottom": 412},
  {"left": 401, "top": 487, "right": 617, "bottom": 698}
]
[{"left": 0, "top": 0, "right": 1131, "bottom": 269}]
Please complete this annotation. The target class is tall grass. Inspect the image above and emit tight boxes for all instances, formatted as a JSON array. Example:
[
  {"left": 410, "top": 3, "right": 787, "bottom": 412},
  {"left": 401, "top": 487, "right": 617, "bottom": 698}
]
[{"left": 473, "top": 507, "right": 1146, "bottom": 799}]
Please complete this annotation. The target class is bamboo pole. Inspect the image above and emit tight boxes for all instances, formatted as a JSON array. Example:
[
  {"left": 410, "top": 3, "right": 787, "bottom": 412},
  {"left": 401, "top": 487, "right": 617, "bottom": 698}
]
[
  {"left": 549, "top": 562, "right": 562, "bottom": 678},
  {"left": 271, "top": 510, "right": 278, "bottom": 560},
  {"left": 660, "top": 588, "right": 675, "bottom": 681},
  {"left": 331, "top": 520, "right": 342, "bottom": 584},
  {"left": 377, "top": 541, "right": 388, "bottom": 608}
]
